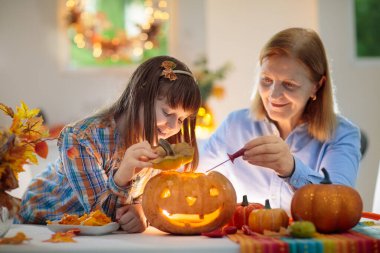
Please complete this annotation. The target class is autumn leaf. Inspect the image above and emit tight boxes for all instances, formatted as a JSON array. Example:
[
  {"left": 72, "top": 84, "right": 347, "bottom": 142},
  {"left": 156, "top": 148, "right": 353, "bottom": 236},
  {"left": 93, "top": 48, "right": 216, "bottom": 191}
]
[
  {"left": 67, "top": 146, "right": 80, "bottom": 160},
  {"left": 14, "top": 101, "right": 40, "bottom": 119},
  {"left": 11, "top": 117, "right": 49, "bottom": 142},
  {"left": 35, "top": 141, "right": 48, "bottom": 159},
  {"left": 0, "top": 103, "right": 14, "bottom": 118},
  {"left": 0, "top": 232, "right": 31, "bottom": 244},
  {"left": 43, "top": 229, "right": 80, "bottom": 243},
  {"left": 1, "top": 101, "right": 52, "bottom": 188},
  {"left": 211, "top": 85, "right": 225, "bottom": 99}
]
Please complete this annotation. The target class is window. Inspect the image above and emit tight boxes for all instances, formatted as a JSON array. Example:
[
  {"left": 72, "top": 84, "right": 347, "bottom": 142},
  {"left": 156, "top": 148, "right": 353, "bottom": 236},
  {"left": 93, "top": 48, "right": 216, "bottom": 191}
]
[
  {"left": 355, "top": 0, "right": 380, "bottom": 57},
  {"left": 64, "top": 0, "right": 170, "bottom": 67}
]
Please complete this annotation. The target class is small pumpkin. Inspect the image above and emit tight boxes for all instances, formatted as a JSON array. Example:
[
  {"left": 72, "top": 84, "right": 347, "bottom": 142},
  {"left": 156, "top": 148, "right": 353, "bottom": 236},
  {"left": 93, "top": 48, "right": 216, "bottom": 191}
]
[
  {"left": 151, "top": 140, "right": 194, "bottom": 171},
  {"left": 229, "top": 195, "right": 264, "bottom": 229},
  {"left": 142, "top": 171, "right": 236, "bottom": 235},
  {"left": 291, "top": 168, "right": 363, "bottom": 233},
  {"left": 248, "top": 199, "right": 289, "bottom": 234}
]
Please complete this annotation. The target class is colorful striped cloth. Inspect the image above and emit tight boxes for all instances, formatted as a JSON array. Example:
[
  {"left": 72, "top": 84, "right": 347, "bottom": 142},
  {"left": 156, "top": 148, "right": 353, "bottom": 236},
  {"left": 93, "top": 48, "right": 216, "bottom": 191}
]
[{"left": 228, "top": 227, "right": 380, "bottom": 253}]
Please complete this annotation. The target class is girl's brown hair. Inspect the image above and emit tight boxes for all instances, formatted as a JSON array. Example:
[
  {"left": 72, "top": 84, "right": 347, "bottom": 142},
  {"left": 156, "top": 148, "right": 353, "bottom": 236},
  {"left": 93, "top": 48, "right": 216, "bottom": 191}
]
[
  {"left": 251, "top": 27, "right": 336, "bottom": 141},
  {"left": 98, "top": 56, "right": 201, "bottom": 171}
]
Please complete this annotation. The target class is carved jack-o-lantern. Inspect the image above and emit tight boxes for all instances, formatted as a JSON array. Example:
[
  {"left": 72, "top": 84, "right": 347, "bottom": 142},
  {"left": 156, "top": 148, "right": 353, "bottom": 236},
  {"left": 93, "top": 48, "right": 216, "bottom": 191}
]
[{"left": 142, "top": 171, "right": 237, "bottom": 235}]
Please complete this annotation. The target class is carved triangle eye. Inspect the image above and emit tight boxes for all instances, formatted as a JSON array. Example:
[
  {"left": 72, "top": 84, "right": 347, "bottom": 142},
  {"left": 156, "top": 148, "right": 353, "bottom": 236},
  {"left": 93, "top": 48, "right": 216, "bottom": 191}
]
[
  {"left": 210, "top": 187, "right": 219, "bottom": 197},
  {"left": 160, "top": 188, "right": 171, "bottom": 198},
  {"left": 186, "top": 196, "right": 197, "bottom": 206}
]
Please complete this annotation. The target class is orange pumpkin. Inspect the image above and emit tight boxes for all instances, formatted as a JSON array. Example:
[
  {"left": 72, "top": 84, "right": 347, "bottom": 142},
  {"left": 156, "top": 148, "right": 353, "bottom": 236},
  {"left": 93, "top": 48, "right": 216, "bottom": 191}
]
[
  {"left": 142, "top": 171, "right": 236, "bottom": 235},
  {"left": 248, "top": 199, "right": 289, "bottom": 234},
  {"left": 229, "top": 195, "right": 264, "bottom": 229},
  {"left": 291, "top": 168, "right": 363, "bottom": 233}
]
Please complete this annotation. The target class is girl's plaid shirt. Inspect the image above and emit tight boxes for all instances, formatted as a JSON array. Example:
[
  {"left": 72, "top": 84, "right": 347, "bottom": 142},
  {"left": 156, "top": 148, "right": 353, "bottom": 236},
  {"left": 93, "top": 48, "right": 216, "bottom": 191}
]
[{"left": 17, "top": 116, "right": 160, "bottom": 224}]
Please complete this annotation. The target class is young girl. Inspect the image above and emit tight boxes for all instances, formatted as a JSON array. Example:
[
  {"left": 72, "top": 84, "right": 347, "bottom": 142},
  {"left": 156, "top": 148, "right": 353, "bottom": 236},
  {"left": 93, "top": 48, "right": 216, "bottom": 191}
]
[{"left": 17, "top": 56, "right": 201, "bottom": 233}]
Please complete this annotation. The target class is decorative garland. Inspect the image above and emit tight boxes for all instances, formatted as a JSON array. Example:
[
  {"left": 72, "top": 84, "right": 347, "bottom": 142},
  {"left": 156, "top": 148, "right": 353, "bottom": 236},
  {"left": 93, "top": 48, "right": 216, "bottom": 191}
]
[{"left": 64, "top": 0, "right": 169, "bottom": 66}]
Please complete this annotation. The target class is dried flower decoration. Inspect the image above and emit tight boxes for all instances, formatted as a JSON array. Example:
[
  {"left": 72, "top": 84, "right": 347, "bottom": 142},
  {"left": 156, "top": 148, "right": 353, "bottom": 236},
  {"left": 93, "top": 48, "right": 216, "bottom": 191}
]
[
  {"left": 161, "top": 60, "right": 196, "bottom": 81},
  {"left": 0, "top": 102, "right": 50, "bottom": 181}
]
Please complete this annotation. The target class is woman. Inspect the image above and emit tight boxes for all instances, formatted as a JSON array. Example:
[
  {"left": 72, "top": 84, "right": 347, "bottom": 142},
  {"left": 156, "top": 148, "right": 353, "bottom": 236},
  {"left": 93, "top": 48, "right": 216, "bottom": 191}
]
[
  {"left": 198, "top": 28, "right": 361, "bottom": 213},
  {"left": 17, "top": 56, "right": 201, "bottom": 232}
]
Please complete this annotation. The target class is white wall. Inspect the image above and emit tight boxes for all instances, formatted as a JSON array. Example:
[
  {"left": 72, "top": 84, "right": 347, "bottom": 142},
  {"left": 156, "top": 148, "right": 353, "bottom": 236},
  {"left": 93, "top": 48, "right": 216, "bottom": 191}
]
[
  {"left": 318, "top": 0, "right": 380, "bottom": 212},
  {"left": 1, "top": 0, "right": 379, "bottom": 211},
  {"left": 0, "top": 0, "right": 129, "bottom": 126}
]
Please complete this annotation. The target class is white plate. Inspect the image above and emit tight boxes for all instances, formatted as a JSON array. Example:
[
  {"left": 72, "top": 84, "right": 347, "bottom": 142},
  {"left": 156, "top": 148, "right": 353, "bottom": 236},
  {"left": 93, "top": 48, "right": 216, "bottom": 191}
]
[{"left": 47, "top": 222, "right": 120, "bottom": 235}]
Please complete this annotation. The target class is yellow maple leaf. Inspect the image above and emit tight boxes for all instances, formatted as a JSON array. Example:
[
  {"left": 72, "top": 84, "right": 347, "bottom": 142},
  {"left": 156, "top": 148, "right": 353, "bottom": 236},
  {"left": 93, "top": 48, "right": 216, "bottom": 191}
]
[{"left": 15, "top": 101, "right": 40, "bottom": 119}]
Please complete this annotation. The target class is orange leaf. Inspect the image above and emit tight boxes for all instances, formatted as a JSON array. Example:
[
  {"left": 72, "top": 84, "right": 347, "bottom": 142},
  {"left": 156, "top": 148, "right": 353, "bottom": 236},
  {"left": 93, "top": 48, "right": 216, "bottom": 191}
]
[
  {"left": 35, "top": 141, "right": 48, "bottom": 159},
  {"left": 67, "top": 146, "right": 79, "bottom": 160},
  {"left": 43, "top": 229, "right": 80, "bottom": 243},
  {"left": 0, "top": 232, "right": 31, "bottom": 244},
  {"left": 0, "top": 103, "right": 14, "bottom": 118}
]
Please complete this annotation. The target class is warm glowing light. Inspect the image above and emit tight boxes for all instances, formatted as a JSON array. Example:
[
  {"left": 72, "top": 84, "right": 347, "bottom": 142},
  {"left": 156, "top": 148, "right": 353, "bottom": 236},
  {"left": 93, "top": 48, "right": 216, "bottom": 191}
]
[
  {"left": 140, "top": 33, "right": 148, "bottom": 41},
  {"left": 159, "top": 0, "right": 167, "bottom": 8},
  {"left": 93, "top": 43, "right": 102, "bottom": 57},
  {"left": 203, "top": 113, "right": 212, "bottom": 125},
  {"left": 142, "top": 23, "right": 151, "bottom": 30},
  {"left": 145, "top": 7, "right": 154, "bottom": 15},
  {"left": 196, "top": 105, "right": 215, "bottom": 139},
  {"left": 74, "top": 33, "right": 84, "bottom": 44},
  {"left": 145, "top": 0, "right": 153, "bottom": 7},
  {"left": 160, "top": 188, "right": 171, "bottom": 198},
  {"left": 186, "top": 196, "right": 197, "bottom": 206},
  {"left": 144, "top": 41, "right": 154, "bottom": 49},
  {"left": 160, "top": 208, "right": 222, "bottom": 227},
  {"left": 154, "top": 10, "right": 163, "bottom": 19},
  {"left": 198, "top": 107, "right": 206, "bottom": 117},
  {"left": 209, "top": 187, "right": 219, "bottom": 197},
  {"left": 66, "top": 0, "right": 76, "bottom": 8},
  {"left": 161, "top": 12, "right": 170, "bottom": 20},
  {"left": 65, "top": 0, "right": 170, "bottom": 65},
  {"left": 133, "top": 47, "right": 144, "bottom": 57},
  {"left": 195, "top": 126, "right": 213, "bottom": 140}
]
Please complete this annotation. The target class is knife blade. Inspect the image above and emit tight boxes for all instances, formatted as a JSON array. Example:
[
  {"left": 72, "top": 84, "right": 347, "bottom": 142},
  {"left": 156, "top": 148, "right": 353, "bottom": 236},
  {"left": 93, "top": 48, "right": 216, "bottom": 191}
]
[{"left": 206, "top": 147, "right": 246, "bottom": 173}]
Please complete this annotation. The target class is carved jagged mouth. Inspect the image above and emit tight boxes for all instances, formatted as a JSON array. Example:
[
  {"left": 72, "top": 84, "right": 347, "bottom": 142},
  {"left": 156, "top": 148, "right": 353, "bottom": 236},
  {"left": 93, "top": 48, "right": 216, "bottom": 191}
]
[{"left": 160, "top": 208, "right": 221, "bottom": 227}]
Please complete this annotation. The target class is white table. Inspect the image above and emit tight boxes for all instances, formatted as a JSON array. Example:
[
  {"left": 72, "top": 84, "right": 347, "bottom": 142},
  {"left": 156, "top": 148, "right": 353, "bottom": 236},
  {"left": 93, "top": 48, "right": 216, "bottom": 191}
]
[{"left": 0, "top": 224, "right": 239, "bottom": 253}]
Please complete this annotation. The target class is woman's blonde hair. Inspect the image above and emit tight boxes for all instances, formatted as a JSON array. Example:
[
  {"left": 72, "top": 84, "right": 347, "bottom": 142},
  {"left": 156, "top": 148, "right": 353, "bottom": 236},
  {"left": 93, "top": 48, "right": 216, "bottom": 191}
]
[
  {"left": 96, "top": 56, "right": 201, "bottom": 171},
  {"left": 251, "top": 27, "right": 336, "bottom": 141}
]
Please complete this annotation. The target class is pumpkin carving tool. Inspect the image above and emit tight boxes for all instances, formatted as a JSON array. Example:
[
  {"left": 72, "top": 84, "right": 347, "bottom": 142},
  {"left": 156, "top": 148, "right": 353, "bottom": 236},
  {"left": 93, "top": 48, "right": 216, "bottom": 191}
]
[{"left": 206, "top": 148, "right": 246, "bottom": 173}]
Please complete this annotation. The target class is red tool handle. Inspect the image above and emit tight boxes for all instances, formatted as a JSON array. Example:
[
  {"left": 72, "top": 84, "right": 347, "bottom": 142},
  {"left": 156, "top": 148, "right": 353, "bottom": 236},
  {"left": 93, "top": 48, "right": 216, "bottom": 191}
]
[{"left": 227, "top": 148, "right": 246, "bottom": 163}]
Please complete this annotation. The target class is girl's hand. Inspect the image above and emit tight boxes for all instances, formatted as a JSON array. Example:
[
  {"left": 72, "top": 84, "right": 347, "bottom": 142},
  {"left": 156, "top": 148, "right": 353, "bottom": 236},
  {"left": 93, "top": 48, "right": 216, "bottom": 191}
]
[
  {"left": 242, "top": 135, "right": 294, "bottom": 177},
  {"left": 114, "top": 141, "right": 158, "bottom": 187},
  {"left": 116, "top": 204, "right": 147, "bottom": 233}
]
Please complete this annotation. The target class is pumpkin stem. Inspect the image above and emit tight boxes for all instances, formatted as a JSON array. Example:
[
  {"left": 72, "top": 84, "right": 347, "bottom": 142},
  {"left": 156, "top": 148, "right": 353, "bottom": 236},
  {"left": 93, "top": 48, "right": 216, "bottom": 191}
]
[
  {"left": 320, "top": 168, "right": 332, "bottom": 184},
  {"left": 242, "top": 195, "right": 248, "bottom": 207},
  {"left": 264, "top": 199, "right": 271, "bottom": 209}
]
